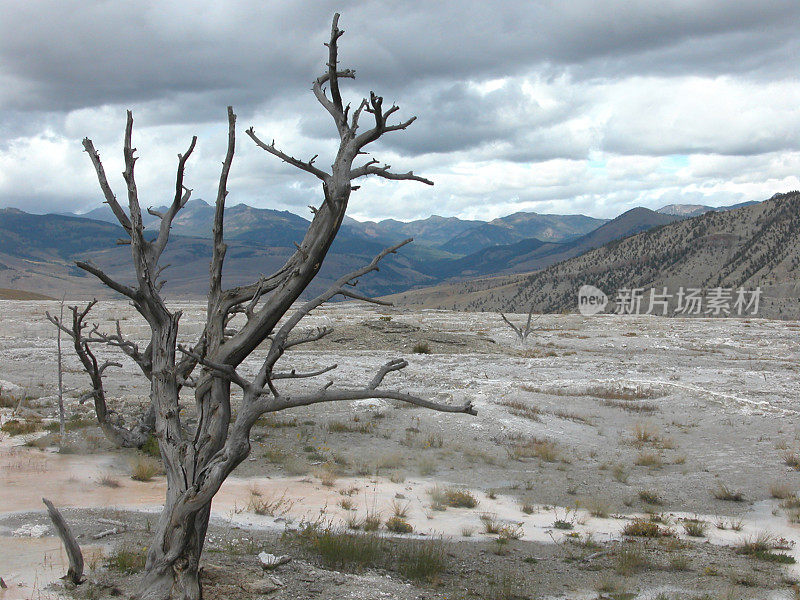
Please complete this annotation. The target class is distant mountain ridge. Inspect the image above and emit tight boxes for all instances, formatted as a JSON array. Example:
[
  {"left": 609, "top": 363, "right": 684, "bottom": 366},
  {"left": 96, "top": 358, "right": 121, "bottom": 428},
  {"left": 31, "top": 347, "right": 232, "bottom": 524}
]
[
  {"left": 74, "top": 200, "right": 606, "bottom": 256},
  {"left": 1, "top": 195, "right": 771, "bottom": 304},
  {"left": 389, "top": 192, "right": 800, "bottom": 319}
]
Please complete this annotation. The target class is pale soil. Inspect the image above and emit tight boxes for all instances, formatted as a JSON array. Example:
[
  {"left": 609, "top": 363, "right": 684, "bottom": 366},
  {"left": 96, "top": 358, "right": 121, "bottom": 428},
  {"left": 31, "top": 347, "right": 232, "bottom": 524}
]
[{"left": 1, "top": 299, "right": 800, "bottom": 599}]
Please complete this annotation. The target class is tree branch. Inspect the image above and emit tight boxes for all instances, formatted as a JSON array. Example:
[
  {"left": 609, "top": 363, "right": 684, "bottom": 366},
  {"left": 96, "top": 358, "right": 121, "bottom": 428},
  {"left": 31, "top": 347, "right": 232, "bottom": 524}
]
[
  {"left": 46, "top": 301, "right": 154, "bottom": 447},
  {"left": 177, "top": 344, "right": 250, "bottom": 391},
  {"left": 152, "top": 135, "right": 197, "bottom": 260},
  {"left": 267, "top": 357, "right": 476, "bottom": 415},
  {"left": 272, "top": 364, "right": 338, "bottom": 380},
  {"left": 350, "top": 162, "right": 433, "bottom": 186},
  {"left": 245, "top": 129, "right": 329, "bottom": 181},
  {"left": 75, "top": 261, "right": 138, "bottom": 300},
  {"left": 81, "top": 138, "right": 133, "bottom": 234}
]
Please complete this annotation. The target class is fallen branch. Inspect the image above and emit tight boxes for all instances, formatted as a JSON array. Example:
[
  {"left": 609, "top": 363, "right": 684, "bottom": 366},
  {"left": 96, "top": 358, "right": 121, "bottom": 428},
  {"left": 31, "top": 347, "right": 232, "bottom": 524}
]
[{"left": 42, "top": 498, "right": 84, "bottom": 585}]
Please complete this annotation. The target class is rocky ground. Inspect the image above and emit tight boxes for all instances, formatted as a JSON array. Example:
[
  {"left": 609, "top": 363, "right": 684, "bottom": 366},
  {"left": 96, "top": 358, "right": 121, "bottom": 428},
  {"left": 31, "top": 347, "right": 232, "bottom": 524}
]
[{"left": 2, "top": 299, "right": 800, "bottom": 599}]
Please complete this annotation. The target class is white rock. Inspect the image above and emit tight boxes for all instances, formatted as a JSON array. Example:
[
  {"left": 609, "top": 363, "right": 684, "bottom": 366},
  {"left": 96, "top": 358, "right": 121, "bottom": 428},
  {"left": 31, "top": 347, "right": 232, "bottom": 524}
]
[
  {"left": 14, "top": 523, "right": 49, "bottom": 537},
  {"left": 258, "top": 552, "right": 291, "bottom": 570}
]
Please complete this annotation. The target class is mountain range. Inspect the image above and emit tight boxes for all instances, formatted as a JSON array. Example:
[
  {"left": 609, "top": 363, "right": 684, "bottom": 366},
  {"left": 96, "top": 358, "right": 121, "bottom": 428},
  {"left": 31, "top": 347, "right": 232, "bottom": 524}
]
[
  {"left": 0, "top": 197, "right": 777, "bottom": 306},
  {"left": 388, "top": 192, "right": 800, "bottom": 319}
]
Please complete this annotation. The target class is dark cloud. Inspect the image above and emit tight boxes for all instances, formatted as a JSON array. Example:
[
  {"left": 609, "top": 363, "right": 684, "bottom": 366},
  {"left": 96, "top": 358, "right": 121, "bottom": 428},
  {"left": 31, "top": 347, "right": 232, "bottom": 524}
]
[{"left": 1, "top": 1, "right": 798, "bottom": 219}]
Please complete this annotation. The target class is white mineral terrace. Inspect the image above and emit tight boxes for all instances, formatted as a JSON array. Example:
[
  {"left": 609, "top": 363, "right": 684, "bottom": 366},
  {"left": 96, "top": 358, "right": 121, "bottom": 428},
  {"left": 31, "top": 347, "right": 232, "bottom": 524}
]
[{"left": 1, "top": 439, "right": 798, "bottom": 600}]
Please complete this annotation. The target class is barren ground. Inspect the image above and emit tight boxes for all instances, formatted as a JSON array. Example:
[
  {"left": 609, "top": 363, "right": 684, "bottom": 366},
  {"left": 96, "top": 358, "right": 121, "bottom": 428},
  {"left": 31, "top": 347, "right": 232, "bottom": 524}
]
[{"left": 2, "top": 299, "right": 800, "bottom": 599}]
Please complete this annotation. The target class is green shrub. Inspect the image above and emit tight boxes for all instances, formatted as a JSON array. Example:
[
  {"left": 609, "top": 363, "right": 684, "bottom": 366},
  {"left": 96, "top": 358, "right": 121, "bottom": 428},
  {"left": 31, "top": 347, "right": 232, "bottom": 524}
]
[
  {"left": 106, "top": 543, "right": 147, "bottom": 573},
  {"left": 386, "top": 516, "right": 413, "bottom": 534}
]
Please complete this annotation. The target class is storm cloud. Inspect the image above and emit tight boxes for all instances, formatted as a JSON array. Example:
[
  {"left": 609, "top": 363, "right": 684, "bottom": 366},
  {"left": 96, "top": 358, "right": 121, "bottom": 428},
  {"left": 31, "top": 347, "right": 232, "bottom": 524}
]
[{"left": 1, "top": 0, "right": 798, "bottom": 220}]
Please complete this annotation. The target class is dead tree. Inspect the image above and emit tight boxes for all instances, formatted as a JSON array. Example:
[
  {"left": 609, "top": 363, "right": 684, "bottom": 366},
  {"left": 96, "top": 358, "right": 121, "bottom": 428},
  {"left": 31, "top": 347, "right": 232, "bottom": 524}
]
[
  {"left": 500, "top": 304, "right": 541, "bottom": 344},
  {"left": 49, "top": 14, "right": 475, "bottom": 600}
]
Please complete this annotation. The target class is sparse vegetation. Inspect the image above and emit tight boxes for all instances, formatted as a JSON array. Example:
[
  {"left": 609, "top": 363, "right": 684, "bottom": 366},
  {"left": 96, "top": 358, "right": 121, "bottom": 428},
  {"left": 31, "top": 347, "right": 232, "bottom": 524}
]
[
  {"left": 385, "top": 516, "right": 413, "bottom": 534},
  {"left": 712, "top": 483, "right": 745, "bottom": 502},
  {"left": 682, "top": 519, "right": 708, "bottom": 537},
  {"left": 497, "top": 399, "right": 541, "bottom": 421},
  {"left": 736, "top": 531, "right": 796, "bottom": 563},
  {"left": 638, "top": 489, "right": 663, "bottom": 505},
  {"left": 622, "top": 518, "right": 672, "bottom": 538},
  {"left": 635, "top": 450, "right": 663, "bottom": 468},
  {"left": 505, "top": 435, "right": 560, "bottom": 462},
  {"left": 412, "top": 341, "right": 431, "bottom": 354},
  {"left": 106, "top": 543, "right": 147, "bottom": 574},
  {"left": 0, "top": 419, "right": 39, "bottom": 436},
  {"left": 295, "top": 524, "right": 446, "bottom": 581},
  {"left": 614, "top": 545, "right": 651, "bottom": 575},
  {"left": 443, "top": 487, "right": 478, "bottom": 508},
  {"left": 130, "top": 456, "right": 161, "bottom": 482}
]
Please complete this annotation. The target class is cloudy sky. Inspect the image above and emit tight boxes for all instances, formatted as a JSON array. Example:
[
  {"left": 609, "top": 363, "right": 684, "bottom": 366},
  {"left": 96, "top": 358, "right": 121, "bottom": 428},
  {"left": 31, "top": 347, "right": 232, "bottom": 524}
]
[{"left": 1, "top": 1, "right": 798, "bottom": 222}]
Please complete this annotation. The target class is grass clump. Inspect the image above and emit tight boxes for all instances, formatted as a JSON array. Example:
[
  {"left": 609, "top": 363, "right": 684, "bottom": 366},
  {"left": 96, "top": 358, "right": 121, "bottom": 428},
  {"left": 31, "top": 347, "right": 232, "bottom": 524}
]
[
  {"left": 1, "top": 419, "right": 39, "bottom": 436},
  {"left": 479, "top": 513, "right": 500, "bottom": 534},
  {"left": 139, "top": 434, "right": 160, "bottom": 457},
  {"left": 736, "top": 532, "right": 796, "bottom": 563},
  {"left": 396, "top": 539, "right": 447, "bottom": 581},
  {"left": 98, "top": 473, "right": 121, "bottom": 488},
  {"left": 498, "top": 399, "right": 542, "bottom": 421},
  {"left": 298, "top": 525, "right": 383, "bottom": 569},
  {"left": 412, "top": 341, "right": 431, "bottom": 354},
  {"left": 614, "top": 546, "right": 651, "bottom": 575},
  {"left": 769, "top": 482, "right": 794, "bottom": 499},
  {"left": 443, "top": 487, "right": 478, "bottom": 508},
  {"left": 682, "top": 519, "right": 708, "bottom": 537},
  {"left": 327, "top": 419, "right": 373, "bottom": 434},
  {"left": 44, "top": 415, "right": 94, "bottom": 433},
  {"left": 385, "top": 516, "right": 413, "bottom": 534},
  {"left": 638, "top": 489, "right": 663, "bottom": 505},
  {"left": 611, "top": 463, "right": 630, "bottom": 483},
  {"left": 622, "top": 518, "right": 672, "bottom": 538},
  {"left": 296, "top": 524, "right": 447, "bottom": 581},
  {"left": 581, "top": 497, "right": 610, "bottom": 518},
  {"left": 782, "top": 448, "right": 800, "bottom": 470},
  {"left": 130, "top": 456, "right": 161, "bottom": 482},
  {"left": 106, "top": 543, "right": 147, "bottom": 574},
  {"left": 506, "top": 436, "right": 560, "bottom": 462},
  {"left": 634, "top": 451, "right": 663, "bottom": 468},
  {"left": 712, "top": 483, "right": 745, "bottom": 502}
]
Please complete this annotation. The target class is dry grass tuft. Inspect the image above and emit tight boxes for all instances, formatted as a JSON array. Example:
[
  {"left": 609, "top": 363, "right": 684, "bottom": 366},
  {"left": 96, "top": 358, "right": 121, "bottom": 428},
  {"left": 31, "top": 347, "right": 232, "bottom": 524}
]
[
  {"left": 505, "top": 435, "right": 560, "bottom": 462},
  {"left": 637, "top": 489, "right": 663, "bottom": 505},
  {"left": 770, "top": 482, "right": 795, "bottom": 499},
  {"left": 443, "top": 487, "right": 478, "bottom": 509},
  {"left": 0, "top": 419, "right": 39, "bottom": 436},
  {"left": 682, "top": 519, "right": 708, "bottom": 537},
  {"left": 130, "top": 456, "right": 161, "bottom": 482},
  {"left": 712, "top": 483, "right": 745, "bottom": 502},
  {"left": 634, "top": 451, "right": 663, "bottom": 468},
  {"left": 497, "top": 399, "right": 542, "bottom": 421},
  {"left": 385, "top": 516, "right": 413, "bottom": 534},
  {"left": 622, "top": 518, "right": 673, "bottom": 538}
]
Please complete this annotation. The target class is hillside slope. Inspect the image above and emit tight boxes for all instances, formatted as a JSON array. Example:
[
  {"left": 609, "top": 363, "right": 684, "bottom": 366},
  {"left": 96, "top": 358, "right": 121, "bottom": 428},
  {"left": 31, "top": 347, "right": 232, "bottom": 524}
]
[{"left": 390, "top": 192, "right": 800, "bottom": 319}]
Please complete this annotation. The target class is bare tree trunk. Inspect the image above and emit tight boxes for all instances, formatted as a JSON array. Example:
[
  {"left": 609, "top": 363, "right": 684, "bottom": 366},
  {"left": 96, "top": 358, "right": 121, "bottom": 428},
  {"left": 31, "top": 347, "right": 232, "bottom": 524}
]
[
  {"left": 57, "top": 293, "right": 66, "bottom": 446},
  {"left": 138, "top": 503, "right": 210, "bottom": 600}
]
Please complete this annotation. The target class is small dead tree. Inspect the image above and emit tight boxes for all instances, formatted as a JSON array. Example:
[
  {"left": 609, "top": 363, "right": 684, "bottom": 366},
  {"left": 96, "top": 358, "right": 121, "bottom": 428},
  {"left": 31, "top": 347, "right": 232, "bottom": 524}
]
[
  {"left": 56, "top": 293, "right": 66, "bottom": 446},
  {"left": 48, "top": 14, "right": 475, "bottom": 600},
  {"left": 500, "top": 304, "right": 541, "bottom": 345}
]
